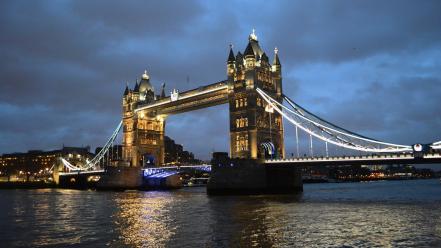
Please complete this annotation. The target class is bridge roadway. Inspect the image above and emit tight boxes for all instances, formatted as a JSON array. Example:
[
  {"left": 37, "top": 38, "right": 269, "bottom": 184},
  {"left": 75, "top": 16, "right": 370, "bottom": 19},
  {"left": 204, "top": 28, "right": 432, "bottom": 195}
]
[
  {"left": 58, "top": 153, "right": 441, "bottom": 177},
  {"left": 134, "top": 81, "right": 229, "bottom": 115},
  {"left": 265, "top": 153, "right": 441, "bottom": 166},
  {"left": 58, "top": 165, "right": 211, "bottom": 177}
]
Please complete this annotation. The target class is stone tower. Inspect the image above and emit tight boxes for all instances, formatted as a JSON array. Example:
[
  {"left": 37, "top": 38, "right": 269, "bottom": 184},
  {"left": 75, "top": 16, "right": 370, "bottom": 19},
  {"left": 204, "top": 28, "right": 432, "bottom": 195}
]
[
  {"left": 122, "top": 71, "right": 165, "bottom": 166},
  {"left": 227, "top": 30, "right": 285, "bottom": 159}
]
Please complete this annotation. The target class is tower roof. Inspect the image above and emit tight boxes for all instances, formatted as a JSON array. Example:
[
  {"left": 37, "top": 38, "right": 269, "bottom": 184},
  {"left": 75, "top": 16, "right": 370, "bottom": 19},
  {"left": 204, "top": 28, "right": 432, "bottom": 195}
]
[
  {"left": 244, "top": 42, "right": 254, "bottom": 57},
  {"left": 142, "top": 69, "right": 149, "bottom": 80},
  {"left": 261, "top": 52, "right": 269, "bottom": 62},
  {"left": 273, "top": 47, "right": 281, "bottom": 65},
  {"left": 160, "top": 83, "right": 166, "bottom": 98},
  {"left": 139, "top": 70, "right": 154, "bottom": 93},
  {"left": 227, "top": 45, "right": 235, "bottom": 62},
  {"left": 236, "top": 51, "right": 243, "bottom": 60},
  {"left": 244, "top": 30, "right": 264, "bottom": 58},
  {"left": 123, "top": 84, "right": 129, "bottom": 96},
  {"left": 134, "top": 81, "right": 139, "bottom": 93}
]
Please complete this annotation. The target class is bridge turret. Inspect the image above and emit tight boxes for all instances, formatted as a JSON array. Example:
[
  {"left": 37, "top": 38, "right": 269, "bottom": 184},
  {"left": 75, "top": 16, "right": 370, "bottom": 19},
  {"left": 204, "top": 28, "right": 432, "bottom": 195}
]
[
  {"left": 227, "top": 44, "right": 236, "bottom": 77},
  {"left": 272, "top": 47, "right": 281, "bottom": 74},
  {"left": 139, "top": 70, "right": 155, "bottom": 103},
  {"left": 228, "top": 30, "right": 285, "bottom": 160},
  {"left": 244, "top": 42, "right": 256, "bottom": 70},
  {"left": 132, "top": 80, "right": 140, "bottom": 102},
  {"left": 272, "top": 47, "right": 282, "bottom": 96},
  {"left": 123, "top": 84, "right": 129, "bottom": 96}
]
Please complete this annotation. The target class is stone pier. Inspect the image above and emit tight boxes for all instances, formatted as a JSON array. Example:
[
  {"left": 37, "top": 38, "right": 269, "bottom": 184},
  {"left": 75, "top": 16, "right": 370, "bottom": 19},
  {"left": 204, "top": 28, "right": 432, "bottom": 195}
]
[{"left": 207, "top": 158, "right": 303, "bottom": 195}]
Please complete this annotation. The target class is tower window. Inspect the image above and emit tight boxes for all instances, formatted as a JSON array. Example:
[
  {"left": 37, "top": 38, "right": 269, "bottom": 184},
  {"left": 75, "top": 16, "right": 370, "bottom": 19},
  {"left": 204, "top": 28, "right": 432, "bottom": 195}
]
[
  {"left": 236, "top": 117, "right": 248, "bottom": 128},
  {"left": 236, "top": 134, "right": 249, "bottom": 151}
]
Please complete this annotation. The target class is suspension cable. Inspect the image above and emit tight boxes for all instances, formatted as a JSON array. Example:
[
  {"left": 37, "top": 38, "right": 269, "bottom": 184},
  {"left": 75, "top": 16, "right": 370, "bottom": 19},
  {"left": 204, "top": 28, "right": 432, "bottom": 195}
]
[
  {"left": 256, "top": 88, "right": 412, "bottom": 153},
  {"left": 282, "top": 95, "right": 411, "bottom": 149}
]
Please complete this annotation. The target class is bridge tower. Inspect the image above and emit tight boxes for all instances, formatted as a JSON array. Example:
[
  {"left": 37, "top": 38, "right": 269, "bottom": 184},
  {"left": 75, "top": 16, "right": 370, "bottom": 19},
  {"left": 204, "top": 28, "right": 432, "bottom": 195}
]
[
  {"left": 227, "top": 31, "right": 285, "bottom": 159},
  {"left": 122, "top": 71, "right": 165, "bottom": 166}
]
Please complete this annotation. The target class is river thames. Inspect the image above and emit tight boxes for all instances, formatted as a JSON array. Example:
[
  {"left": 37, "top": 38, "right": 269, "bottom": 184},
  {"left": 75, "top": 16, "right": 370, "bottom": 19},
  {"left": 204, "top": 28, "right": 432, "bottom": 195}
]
[{"left": 1, "top": 179, "right": 440, "bottom": 247}]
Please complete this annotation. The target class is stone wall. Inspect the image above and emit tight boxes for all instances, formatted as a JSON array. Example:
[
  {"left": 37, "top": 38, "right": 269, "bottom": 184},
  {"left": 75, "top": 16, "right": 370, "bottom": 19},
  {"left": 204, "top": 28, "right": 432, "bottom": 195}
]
[
  {"left": 207, "top": 158, "right": 302, "bottom": 195},
  {"left": 97, "top": 166, "right": 143, "bottom": 190}
]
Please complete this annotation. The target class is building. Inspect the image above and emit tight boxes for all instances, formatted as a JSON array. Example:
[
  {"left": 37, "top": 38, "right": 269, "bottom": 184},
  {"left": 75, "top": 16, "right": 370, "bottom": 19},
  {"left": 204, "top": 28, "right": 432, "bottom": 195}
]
[
  {"left": 164, "top": 136, "right": 200, "bottom": 165},
  {"left": 0, "top": 146, "right": 93, "bottom": 180},
  {"left": 95, "top": 145, "right": 123, "bottom": 167},
  {"left": 227, "top": 30, "right": 285, "bottom": 159}
]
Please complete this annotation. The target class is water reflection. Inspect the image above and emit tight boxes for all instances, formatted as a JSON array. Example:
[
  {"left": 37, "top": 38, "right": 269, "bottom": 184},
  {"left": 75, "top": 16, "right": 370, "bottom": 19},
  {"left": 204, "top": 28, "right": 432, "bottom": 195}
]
[
  {"left": 0, "top": 180, "right": 440, "bottom": 247},
  {"left": 207, "top": 195, "right": 302, "bottom": 247},
  {"left": 111, "top": 191, "right": 175, "bottom": 247}
]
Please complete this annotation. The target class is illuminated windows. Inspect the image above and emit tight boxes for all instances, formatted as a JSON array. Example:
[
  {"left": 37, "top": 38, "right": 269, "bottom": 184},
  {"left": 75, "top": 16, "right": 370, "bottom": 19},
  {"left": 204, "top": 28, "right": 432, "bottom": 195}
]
[
  {"left": 235, "top": 97, "right": 247, "bottom": 108},
  {"left": 236, "top": 117, "right": 249, "bottom": 128},
  {"left": 236, "top": 134, "right": 249, "bottom": 151}
]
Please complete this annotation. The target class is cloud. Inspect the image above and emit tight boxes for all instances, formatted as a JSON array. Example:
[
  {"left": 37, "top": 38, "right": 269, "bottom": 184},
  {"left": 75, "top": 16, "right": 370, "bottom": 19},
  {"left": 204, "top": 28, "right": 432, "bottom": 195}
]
[{"left": 0, "top": 0, "right": 440, "bottom": 161}]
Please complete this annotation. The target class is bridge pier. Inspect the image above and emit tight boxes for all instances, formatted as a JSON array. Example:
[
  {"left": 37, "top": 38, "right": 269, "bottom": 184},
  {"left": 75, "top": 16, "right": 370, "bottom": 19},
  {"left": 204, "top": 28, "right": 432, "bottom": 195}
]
[
  {"left": 96, "top": 166, "right": 143, "bottom": 190},
  {"left": 207, "top": 158, "right": 302, "bottom": 195}
]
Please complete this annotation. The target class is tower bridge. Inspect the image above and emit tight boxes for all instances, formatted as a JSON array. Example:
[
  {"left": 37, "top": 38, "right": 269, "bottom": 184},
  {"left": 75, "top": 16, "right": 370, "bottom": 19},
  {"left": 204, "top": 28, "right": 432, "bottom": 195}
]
[
  {"left": 121, "top": 30, "right": 284, "bottom": 167},
  {"left": 56, "top": 30, "right": 441, "bottom": 193}
]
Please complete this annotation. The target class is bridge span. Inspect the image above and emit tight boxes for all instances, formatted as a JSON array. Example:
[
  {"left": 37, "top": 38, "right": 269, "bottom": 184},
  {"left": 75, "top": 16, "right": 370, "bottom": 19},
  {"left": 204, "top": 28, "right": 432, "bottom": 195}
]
[
  {"left": 54, "top": 30, "right": 441, "bottom": 194},
  {"left": 265, "top": 153, "right": 441, "bottom": 166}
]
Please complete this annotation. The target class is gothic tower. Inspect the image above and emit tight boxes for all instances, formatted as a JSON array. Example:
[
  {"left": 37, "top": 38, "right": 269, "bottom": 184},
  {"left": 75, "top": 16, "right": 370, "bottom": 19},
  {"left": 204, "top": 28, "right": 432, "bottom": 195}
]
[
  {"left": 122, "top": 71, "right": 165, "bottom": 166},
  {"left": 228, "top": 30, "right": 285, "bottom": 159}
]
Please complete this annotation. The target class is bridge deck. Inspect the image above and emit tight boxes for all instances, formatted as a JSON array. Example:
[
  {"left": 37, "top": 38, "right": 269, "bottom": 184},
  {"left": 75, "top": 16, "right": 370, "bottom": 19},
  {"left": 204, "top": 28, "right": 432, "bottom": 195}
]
[
  {"left": 135, "top": 81, "right": 229, "bottom": 115},
  {"left": 265, "top": 153, "right": 441, "bottom": 166}
]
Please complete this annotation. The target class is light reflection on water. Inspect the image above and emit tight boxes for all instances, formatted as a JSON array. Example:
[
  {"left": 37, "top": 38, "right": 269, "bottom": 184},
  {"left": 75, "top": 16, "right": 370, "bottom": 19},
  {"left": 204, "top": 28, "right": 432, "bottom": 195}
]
[{"left": 0, "top": 179, "right": 440, "bottom": 247}]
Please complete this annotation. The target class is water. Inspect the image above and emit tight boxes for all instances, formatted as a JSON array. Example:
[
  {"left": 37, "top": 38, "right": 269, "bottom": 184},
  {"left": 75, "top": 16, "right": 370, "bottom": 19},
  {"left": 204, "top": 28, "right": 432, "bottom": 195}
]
[{"left": 1, "top": 179, "right": 441, "bottom": 247}]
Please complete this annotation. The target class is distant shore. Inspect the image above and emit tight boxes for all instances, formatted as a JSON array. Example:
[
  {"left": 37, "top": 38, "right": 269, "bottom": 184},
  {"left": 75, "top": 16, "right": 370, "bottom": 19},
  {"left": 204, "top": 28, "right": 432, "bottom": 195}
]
[{"left": 0, "top": 181, "right": 57, "bottom": 189}]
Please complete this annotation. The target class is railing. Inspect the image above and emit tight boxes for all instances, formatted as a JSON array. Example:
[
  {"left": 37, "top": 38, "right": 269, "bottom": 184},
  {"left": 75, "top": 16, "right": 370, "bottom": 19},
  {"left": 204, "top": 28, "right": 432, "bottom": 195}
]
[{"left": 266, "top": 153, "right": 441, "bottom": 164}]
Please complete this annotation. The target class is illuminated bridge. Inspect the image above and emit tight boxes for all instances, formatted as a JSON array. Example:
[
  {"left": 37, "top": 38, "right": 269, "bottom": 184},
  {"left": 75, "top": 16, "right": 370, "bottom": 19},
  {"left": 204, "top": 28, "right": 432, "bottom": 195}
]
[{"left": 54, "top": 30, "right": 440, "bottom": 192}]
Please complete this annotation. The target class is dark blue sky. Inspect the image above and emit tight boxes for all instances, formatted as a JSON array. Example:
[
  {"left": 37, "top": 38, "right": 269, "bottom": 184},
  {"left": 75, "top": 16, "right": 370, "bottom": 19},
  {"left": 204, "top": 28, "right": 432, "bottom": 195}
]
[{"left": 1, "top": 0, "right": 440, "bottom": 161}]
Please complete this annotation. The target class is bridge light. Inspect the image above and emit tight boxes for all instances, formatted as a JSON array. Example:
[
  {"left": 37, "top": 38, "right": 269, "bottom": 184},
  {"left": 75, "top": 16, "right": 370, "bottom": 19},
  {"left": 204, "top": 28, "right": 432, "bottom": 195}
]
[
  {"left": 265, "top": 104, "right": 274, "bottom": 113},
  {"left": 413, "top": 144, "right": 423, "bottom": 152}
]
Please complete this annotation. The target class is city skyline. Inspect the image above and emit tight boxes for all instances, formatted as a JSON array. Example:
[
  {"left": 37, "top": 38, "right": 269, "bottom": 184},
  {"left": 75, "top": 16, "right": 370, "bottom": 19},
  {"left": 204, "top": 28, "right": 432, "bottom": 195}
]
[{"left": 1, "top": 0, "right": 441, "bottom": 161}]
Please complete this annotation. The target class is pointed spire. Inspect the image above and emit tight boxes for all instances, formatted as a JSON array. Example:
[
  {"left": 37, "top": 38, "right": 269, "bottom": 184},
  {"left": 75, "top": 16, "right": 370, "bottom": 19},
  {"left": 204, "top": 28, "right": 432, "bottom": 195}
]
[
  {"left": 273, "top": 47, "right": 280, "bottom": 65},
  {"left": 160, "top": 83, "right": 166, "bottom": 98},
  {"left": 134, "top": 79, "right": 139, "bottom": 93},
  {"left": 249, "top": 28, "right": 258, "bottom": 41},
  {"left": 123, "top": 82, "right": 129, "bottom": 96},
  {"left": 236, "top": 51, "right": 243, "bottom": 60},
  {"left": 227, "top": 44, "right": 235, "bottom": 63}
]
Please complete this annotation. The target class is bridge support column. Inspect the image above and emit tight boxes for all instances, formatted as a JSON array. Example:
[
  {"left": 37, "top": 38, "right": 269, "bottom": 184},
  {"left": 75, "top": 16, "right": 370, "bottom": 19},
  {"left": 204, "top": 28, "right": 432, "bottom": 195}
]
[
  {"left": 207, "top": 158, "right": 302, "bottom": 195},
  {"left": 227, "top": 36, "right": 285, "bottom": 160}
]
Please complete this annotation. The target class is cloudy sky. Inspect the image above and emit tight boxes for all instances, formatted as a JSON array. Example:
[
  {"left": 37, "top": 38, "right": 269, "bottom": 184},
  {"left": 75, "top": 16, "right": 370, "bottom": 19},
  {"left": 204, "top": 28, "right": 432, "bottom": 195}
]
[{"left": 1, "top": 0, "right": 440, "bottom": 161}]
